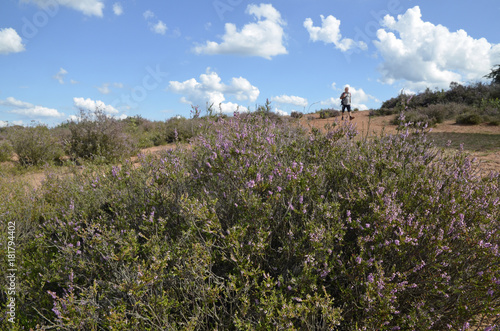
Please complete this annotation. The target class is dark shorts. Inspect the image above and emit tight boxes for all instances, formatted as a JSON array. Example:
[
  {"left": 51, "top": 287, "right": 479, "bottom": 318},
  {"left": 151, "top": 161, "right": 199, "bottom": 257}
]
[{"left": 342, "top": 104, "right": 351, "bottom": 113}]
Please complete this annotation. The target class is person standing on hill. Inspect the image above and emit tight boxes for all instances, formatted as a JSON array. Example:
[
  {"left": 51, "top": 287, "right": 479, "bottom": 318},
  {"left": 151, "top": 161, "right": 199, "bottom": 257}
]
[{"left": 340, "top": 86, "right": 354, "bottom": 120}]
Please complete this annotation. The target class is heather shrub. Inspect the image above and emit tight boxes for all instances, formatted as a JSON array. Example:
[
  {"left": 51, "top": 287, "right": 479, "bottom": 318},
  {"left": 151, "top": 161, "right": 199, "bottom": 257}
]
[
  {"left": 67, "top": 108, "right": 137, "bottom": 163},
  {"left": 0, "top": 140, "right": 13, "bottom": 162},
  {"left": 6, "top": 123, "right": 63, "bottom": 166},
  {"left": 391, "top": 110, "right": 433, "bottom": 127},
  {"left": 2, "top": 115, "right": 499, "bottom": 330}
]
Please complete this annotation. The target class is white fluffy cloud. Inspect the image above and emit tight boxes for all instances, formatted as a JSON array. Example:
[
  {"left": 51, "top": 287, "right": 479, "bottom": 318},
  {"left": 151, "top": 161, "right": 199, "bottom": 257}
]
[
  {"left": 22, "top": 0, "right": 104, "bottom": 17},
  {"left": 97, "top": 83, "right": 111, "bottom": 94},
  {"left": 274, "top": 108, "right": 289, "bottom": 116},
  {"left": 271, "top": 95, "right": 308, "bottom": 108},
  {"left": 12, "top": 105, "right": 63, "bottom": 117},
  {"left": 0, "top": 120, "right": 23, "bottom": 127},
  {"left": 151, "top": 21, "right": 167, "bottom": 35},
  {"left": 53, "top": 67, "right": 68, "bottom": 84},
  {"left": 112, "top": 2, "right": 123, "bottom": 16},
  {"left": 143, "top": 10, "right": 167, "bottom": 35},
  {"left": 374, "top": 6, "right": 500, "bottom": 90},
  {"left": 194, "top": 3, "right": 287, "bottom": 59},
  {"left": 0, "top": 97, "right": 64, "bottom": 118},
  {"left": 0, "top": 28, "right": 25, "bottom": 55},
  {"left": 73, "top": 97, "right": 119, "bottom": 114},
  {"left": 168, "top": 68, "right": 259, "bottom": 113},
  {"left": 0, "top": 97, "right": 32, "bottom": 108},
  {"left": 304, "top": 15, "right": 367, "bottom": 52}
]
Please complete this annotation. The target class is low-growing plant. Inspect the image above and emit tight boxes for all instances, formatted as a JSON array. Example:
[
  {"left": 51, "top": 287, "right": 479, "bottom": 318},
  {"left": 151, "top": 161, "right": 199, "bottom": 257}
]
[{"left": 2, "top": 114, "right": 499, "bottom": 330}]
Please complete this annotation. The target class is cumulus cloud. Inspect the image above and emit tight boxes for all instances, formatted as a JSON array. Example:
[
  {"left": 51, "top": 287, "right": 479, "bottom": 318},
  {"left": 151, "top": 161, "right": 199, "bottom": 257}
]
[
  {"left": 112, "top": 2, "right": 123, "bottom": 16},
  {"left": 0, "top": 28, "right": 25, "bottom": 55},
  {"left": 22, "top": 0, "right": 104, "bottom": 17},
  {"left": 97, "top": 83, "right": 111, "bottom": 94},
  {"left": 374, "top": 6, "right": 500, "bottom": 90},
  {"left": 168, "top": 68, "right": 259, "bottom": 113},
  {"left": 0, "top": 97, "right": 32, "bottom": 108},
  {"left": 194, "top": 3, "right": 287, "bottom": 59},
  {"left": 304, "top": 15, "right": 367, "bottom": 52},
  {"left": 143, "top": 10, "right": 168, "bottom": 35},
  {"left": 151, "top": 21, "right": 167, "bottom": 35},
  {"left": 12, "top": 106, "right": 63, "bottom": 117},
  {"left": 274, "top": 108, "right": 289, "bottom": 116},
  {"left": 73, "top": 97, "right": 119, "bottom": 114},
  {"left": 271, "top": 95, "right": 308, "bottom": 108},
  {"left": 143, "top": 10, "right": 155, "bottom": 20},
  {"left": 0, "top": 120, "right": 23, "bottom": 127},
  {"left": 0, "top": 97, "right": 64, "bottom": 118},
  {"left": 53, "top": 67, "right": 68, "bottom": 84}
]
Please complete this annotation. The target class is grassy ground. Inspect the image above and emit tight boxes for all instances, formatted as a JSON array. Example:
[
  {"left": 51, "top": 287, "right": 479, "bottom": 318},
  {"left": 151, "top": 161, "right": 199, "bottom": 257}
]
[{"left": 427, "top": 132, "right": 500, "bottom": 152}]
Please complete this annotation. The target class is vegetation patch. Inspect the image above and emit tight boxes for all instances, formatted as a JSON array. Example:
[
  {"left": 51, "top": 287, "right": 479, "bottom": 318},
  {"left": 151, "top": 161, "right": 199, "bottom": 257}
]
[
  {"left": 427, "top": 132, "right": 500, "bottom": 152},
  {"left": 1, "top": 114, "right": 498, "bottom": 330}
]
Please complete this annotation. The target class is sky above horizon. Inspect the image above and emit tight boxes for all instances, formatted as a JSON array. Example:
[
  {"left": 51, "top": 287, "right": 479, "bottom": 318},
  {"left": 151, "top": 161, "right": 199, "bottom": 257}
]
[{"left": 1, "top": 0, "right": 500, "bottom": 126}]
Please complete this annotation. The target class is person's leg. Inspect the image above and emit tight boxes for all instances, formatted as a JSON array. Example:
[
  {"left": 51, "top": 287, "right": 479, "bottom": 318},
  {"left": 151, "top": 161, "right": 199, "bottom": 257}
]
[
  {"left": 348, "top": 105, "right": 354, "bottom": 120},
  {"left": 341, "top": 105, "right": 345, "bottom": 120}
]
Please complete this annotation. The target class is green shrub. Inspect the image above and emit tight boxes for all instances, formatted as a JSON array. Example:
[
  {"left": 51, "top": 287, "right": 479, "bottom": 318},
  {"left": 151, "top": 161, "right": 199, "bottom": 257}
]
[
  {"left": 67, "top": 108, "right": 138, "bottom": 162},
  {"left": 7, "top": 123, "right": 63, "bottom": 166},
  {"left": 290, "top": 111, "right": 304, "bottom": 119},
  {"left": 0, "top": 140, "right": 13, "bottom": 162},
  {"left": 4, "top": 115, "right": 499, "bottom": 330},
  {"left": 164, "top": 116, "right": 203, "bottom": 143},
  {"left": 318, "top": 109, "right": 340, "bottom": 119},
  {"left": 391, "top": 110, "right": 434, "bottom": 127},
  {"left": 456, "top": 113, "right": 484, "bottom": 125}
]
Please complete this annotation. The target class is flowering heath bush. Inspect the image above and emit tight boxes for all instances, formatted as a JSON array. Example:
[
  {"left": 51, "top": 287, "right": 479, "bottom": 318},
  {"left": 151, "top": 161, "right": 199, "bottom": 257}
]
[{"left": 1, "top": 113, "right": 498, "bottom": 330}]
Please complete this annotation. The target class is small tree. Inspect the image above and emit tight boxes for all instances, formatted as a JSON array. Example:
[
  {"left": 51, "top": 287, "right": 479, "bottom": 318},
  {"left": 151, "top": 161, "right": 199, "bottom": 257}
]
[{"left": 485, "top": 64, "right": 500, "bottom": 84}]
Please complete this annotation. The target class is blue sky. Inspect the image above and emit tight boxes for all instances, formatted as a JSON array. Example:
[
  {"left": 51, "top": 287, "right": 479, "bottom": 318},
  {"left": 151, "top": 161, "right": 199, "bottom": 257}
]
[{"left": 1, "top": 0, "right": 500, "bottom": 126}]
